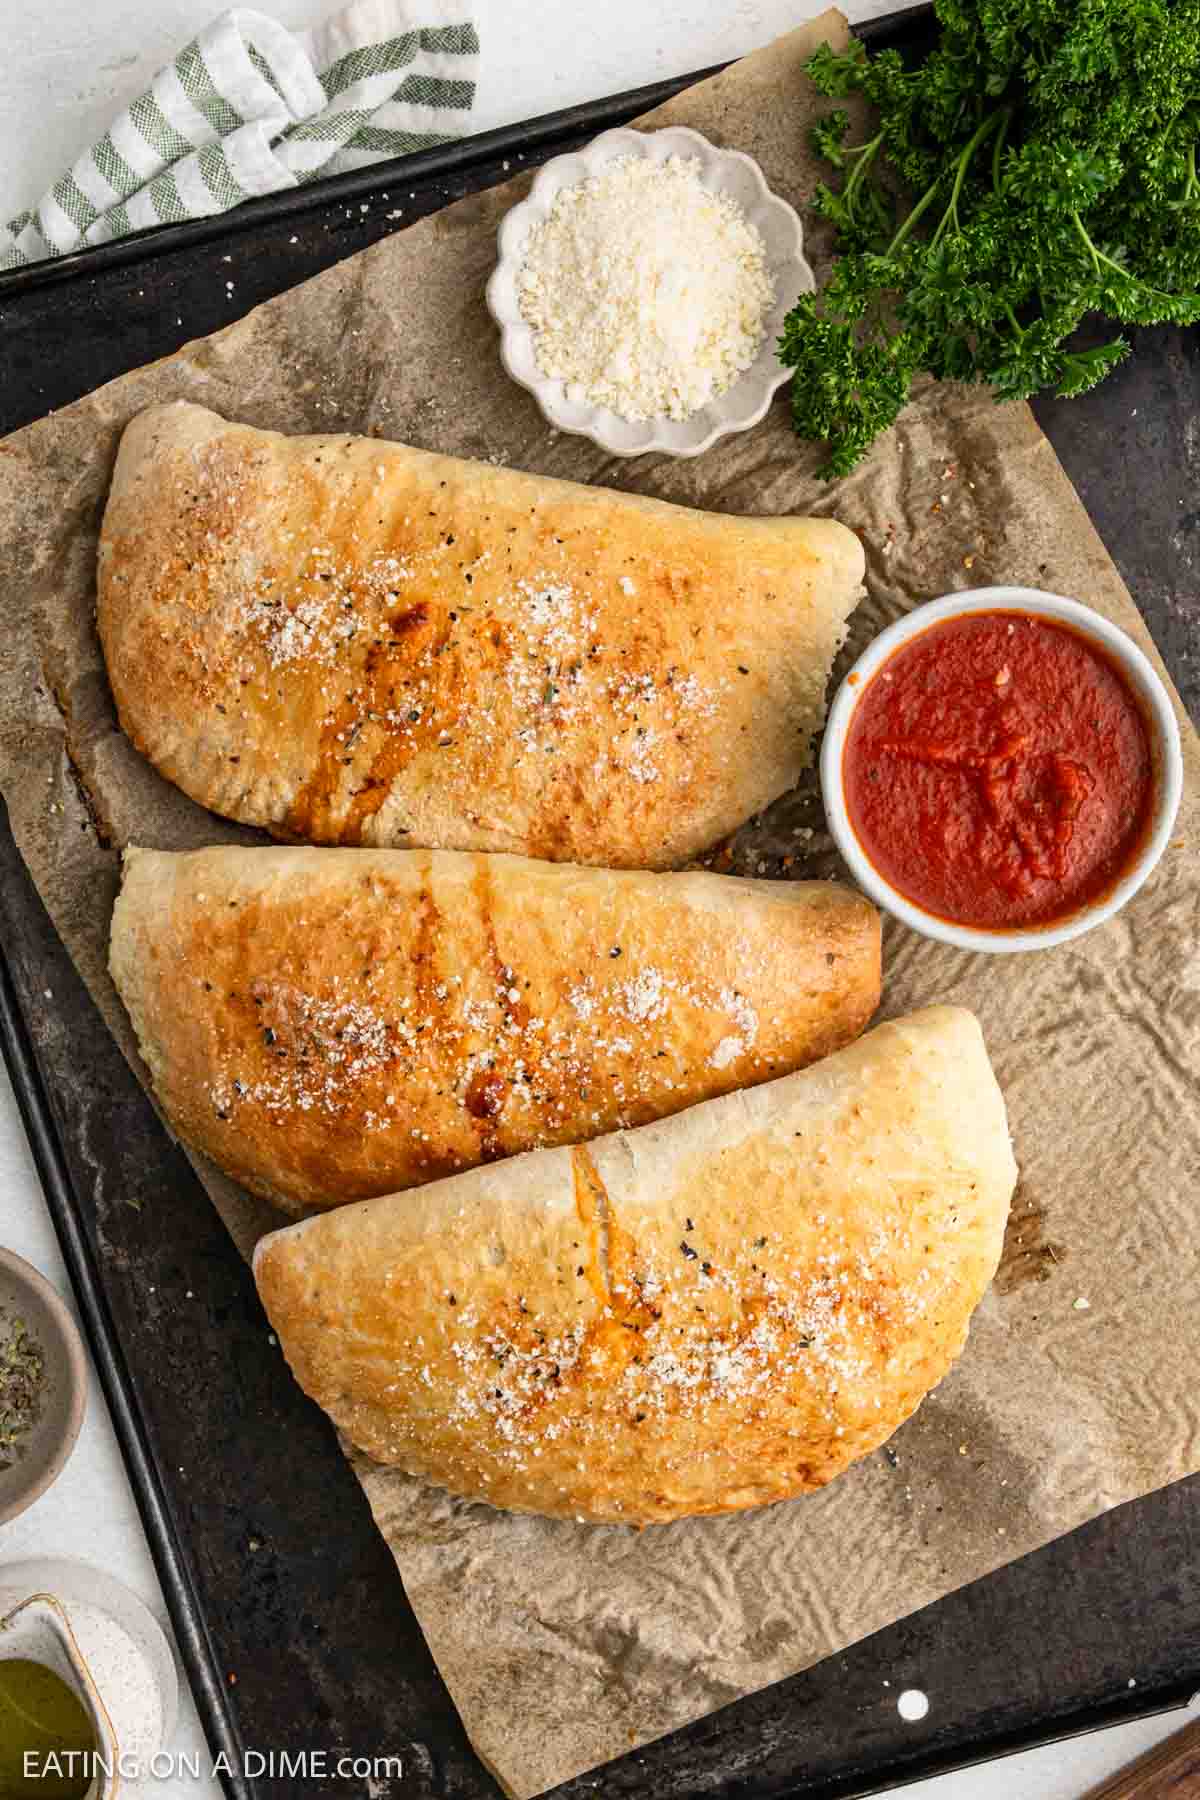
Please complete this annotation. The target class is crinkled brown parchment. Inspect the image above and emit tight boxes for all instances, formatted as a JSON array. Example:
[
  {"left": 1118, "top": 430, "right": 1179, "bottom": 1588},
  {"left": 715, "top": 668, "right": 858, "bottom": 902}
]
[{"left": 1, "top": 14, "right": 1198, "bottom": 1798}]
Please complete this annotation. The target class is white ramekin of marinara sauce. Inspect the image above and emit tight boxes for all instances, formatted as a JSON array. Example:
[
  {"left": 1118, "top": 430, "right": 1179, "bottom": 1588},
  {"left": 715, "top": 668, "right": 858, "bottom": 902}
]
[{"left": 820, "top": 587, "right": 1184, "bottom": 953}]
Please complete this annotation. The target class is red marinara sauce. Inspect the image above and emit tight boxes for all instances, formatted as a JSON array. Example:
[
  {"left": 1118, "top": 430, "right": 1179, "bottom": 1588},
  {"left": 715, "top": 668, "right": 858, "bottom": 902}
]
[{"left": 843, "top": 611, "right": 1155, "bottom": 930}]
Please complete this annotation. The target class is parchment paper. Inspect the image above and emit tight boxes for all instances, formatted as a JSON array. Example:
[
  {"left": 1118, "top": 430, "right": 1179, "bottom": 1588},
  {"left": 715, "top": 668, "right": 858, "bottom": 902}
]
[{"left": 1, "top": 15, "right": 1198, "bottom": 1797}]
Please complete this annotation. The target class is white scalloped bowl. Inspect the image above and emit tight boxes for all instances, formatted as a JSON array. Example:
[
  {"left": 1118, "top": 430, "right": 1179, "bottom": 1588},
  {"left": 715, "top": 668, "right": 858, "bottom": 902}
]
[{"left": 485, "top": 126, "right": 814, "bottom": 458}]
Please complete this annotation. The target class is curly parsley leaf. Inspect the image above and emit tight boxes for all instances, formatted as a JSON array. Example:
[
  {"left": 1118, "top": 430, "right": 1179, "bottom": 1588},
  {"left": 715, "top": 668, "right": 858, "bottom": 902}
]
[{"left": 782, "top": 0, "right": 1200, "bottom": 475}]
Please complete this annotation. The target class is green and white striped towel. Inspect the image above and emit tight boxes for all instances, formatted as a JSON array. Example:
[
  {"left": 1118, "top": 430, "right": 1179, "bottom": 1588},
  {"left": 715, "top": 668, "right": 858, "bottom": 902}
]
[{"left": 0, "top": 0, "right": 479, "bottom": 271}]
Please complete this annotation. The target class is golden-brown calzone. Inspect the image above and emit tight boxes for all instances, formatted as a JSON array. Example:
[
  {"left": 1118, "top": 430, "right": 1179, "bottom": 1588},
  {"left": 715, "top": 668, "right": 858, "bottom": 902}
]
[
  {"left": 254, "top": 1007, "right": 1017, "bottom": 1523},
  {"left": 110, "top": 844, "right": 881, "bottom": 1214},
  {"left": 97, "top": 402, "right": 865, "bottom": 867}
]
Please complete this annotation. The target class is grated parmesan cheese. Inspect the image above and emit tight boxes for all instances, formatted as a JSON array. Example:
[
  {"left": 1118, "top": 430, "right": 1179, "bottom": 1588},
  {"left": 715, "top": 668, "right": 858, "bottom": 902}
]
[{"left": 516, "top": 154, "right": 774, "bottom": 422}]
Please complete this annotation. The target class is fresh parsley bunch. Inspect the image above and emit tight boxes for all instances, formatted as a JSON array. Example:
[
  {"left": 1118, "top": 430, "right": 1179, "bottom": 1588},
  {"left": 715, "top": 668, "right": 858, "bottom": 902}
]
[{"left": 780, "top": 0, "right": 1200, "bottom": 475}]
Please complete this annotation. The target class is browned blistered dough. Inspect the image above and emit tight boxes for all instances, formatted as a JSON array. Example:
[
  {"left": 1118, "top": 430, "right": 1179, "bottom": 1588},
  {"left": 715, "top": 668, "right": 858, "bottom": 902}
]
[
  {"left": 254, "top": 1006, "right": 1017, "bottom": 1523},
  {"left": 96, "top": 401, "right": 865, "bottom": 868},
  {"left": 110, "top": 843, "right": 880, "bottom": 1214}
]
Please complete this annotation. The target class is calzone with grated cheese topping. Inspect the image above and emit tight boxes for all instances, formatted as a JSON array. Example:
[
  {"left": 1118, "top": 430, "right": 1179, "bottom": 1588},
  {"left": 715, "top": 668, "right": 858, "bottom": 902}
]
[
  {"left": 97, "top": 401, "right": 865, "bottom": 868},
  {"left": 253, "top": 1007, "right": 1017, "bottom": 1523},
  {"left": 109, "top": 844, "right": 881, "bottom": 1215}
]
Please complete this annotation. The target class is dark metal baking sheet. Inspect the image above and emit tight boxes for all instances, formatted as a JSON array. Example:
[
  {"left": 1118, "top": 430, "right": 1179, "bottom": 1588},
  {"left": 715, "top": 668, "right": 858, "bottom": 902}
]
[{"left": 1, "top": 12, "right": 1198, "bottom": 1799}]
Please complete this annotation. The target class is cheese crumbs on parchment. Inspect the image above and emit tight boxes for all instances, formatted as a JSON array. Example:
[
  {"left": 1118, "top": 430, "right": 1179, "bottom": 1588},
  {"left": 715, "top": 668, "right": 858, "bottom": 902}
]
[{"left": 515, "top": 155, "right": 774, "bottom": 422}]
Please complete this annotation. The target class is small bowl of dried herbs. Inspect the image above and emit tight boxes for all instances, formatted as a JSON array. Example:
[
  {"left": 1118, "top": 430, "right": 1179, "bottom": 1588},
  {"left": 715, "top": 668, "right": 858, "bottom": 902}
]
[{"left": 0, "top": 1249, "right": 86, "bottom": 1524}]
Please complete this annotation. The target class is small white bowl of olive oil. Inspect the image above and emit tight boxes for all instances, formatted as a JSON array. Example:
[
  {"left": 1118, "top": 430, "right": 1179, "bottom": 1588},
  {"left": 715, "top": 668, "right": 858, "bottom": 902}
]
[{"left": 0, "top": 1559, "right": 178, "bottom": 1796}]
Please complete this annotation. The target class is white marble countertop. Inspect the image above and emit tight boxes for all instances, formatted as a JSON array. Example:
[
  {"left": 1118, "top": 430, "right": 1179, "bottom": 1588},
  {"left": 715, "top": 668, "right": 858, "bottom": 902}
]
[{"left": 0, "top": 3, "right": 1195, "bottom": 1796}]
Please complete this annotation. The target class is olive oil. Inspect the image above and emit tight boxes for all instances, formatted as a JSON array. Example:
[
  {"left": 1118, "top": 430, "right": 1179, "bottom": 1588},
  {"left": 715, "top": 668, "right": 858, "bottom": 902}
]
[{"left": 0, "top": 1659, "right": 94, "bottom": 1799}]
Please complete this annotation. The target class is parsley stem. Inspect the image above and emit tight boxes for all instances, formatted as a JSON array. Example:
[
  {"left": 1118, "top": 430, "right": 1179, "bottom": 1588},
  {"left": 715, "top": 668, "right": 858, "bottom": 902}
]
[
  {"left": 889, "top": 107, "right": 1009, "bottom": 258},
  {"left": 1072, "top": 210, "right": 1102, "bottom": 276},
  {"left": 991, "top": 110, "right": 1011, "bottom": 194},
  {"left": 929, "top": 108, "right": 1011, "bottom": 252},
  {"left": 1071, "top": 211, "right": 1191, "bottom": 302},
  {"left": 886, "top": 179, "right": 940, "bottom": 256},
  {"left": 841, "top": 131, "right": 885, "bottom": 218}
]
